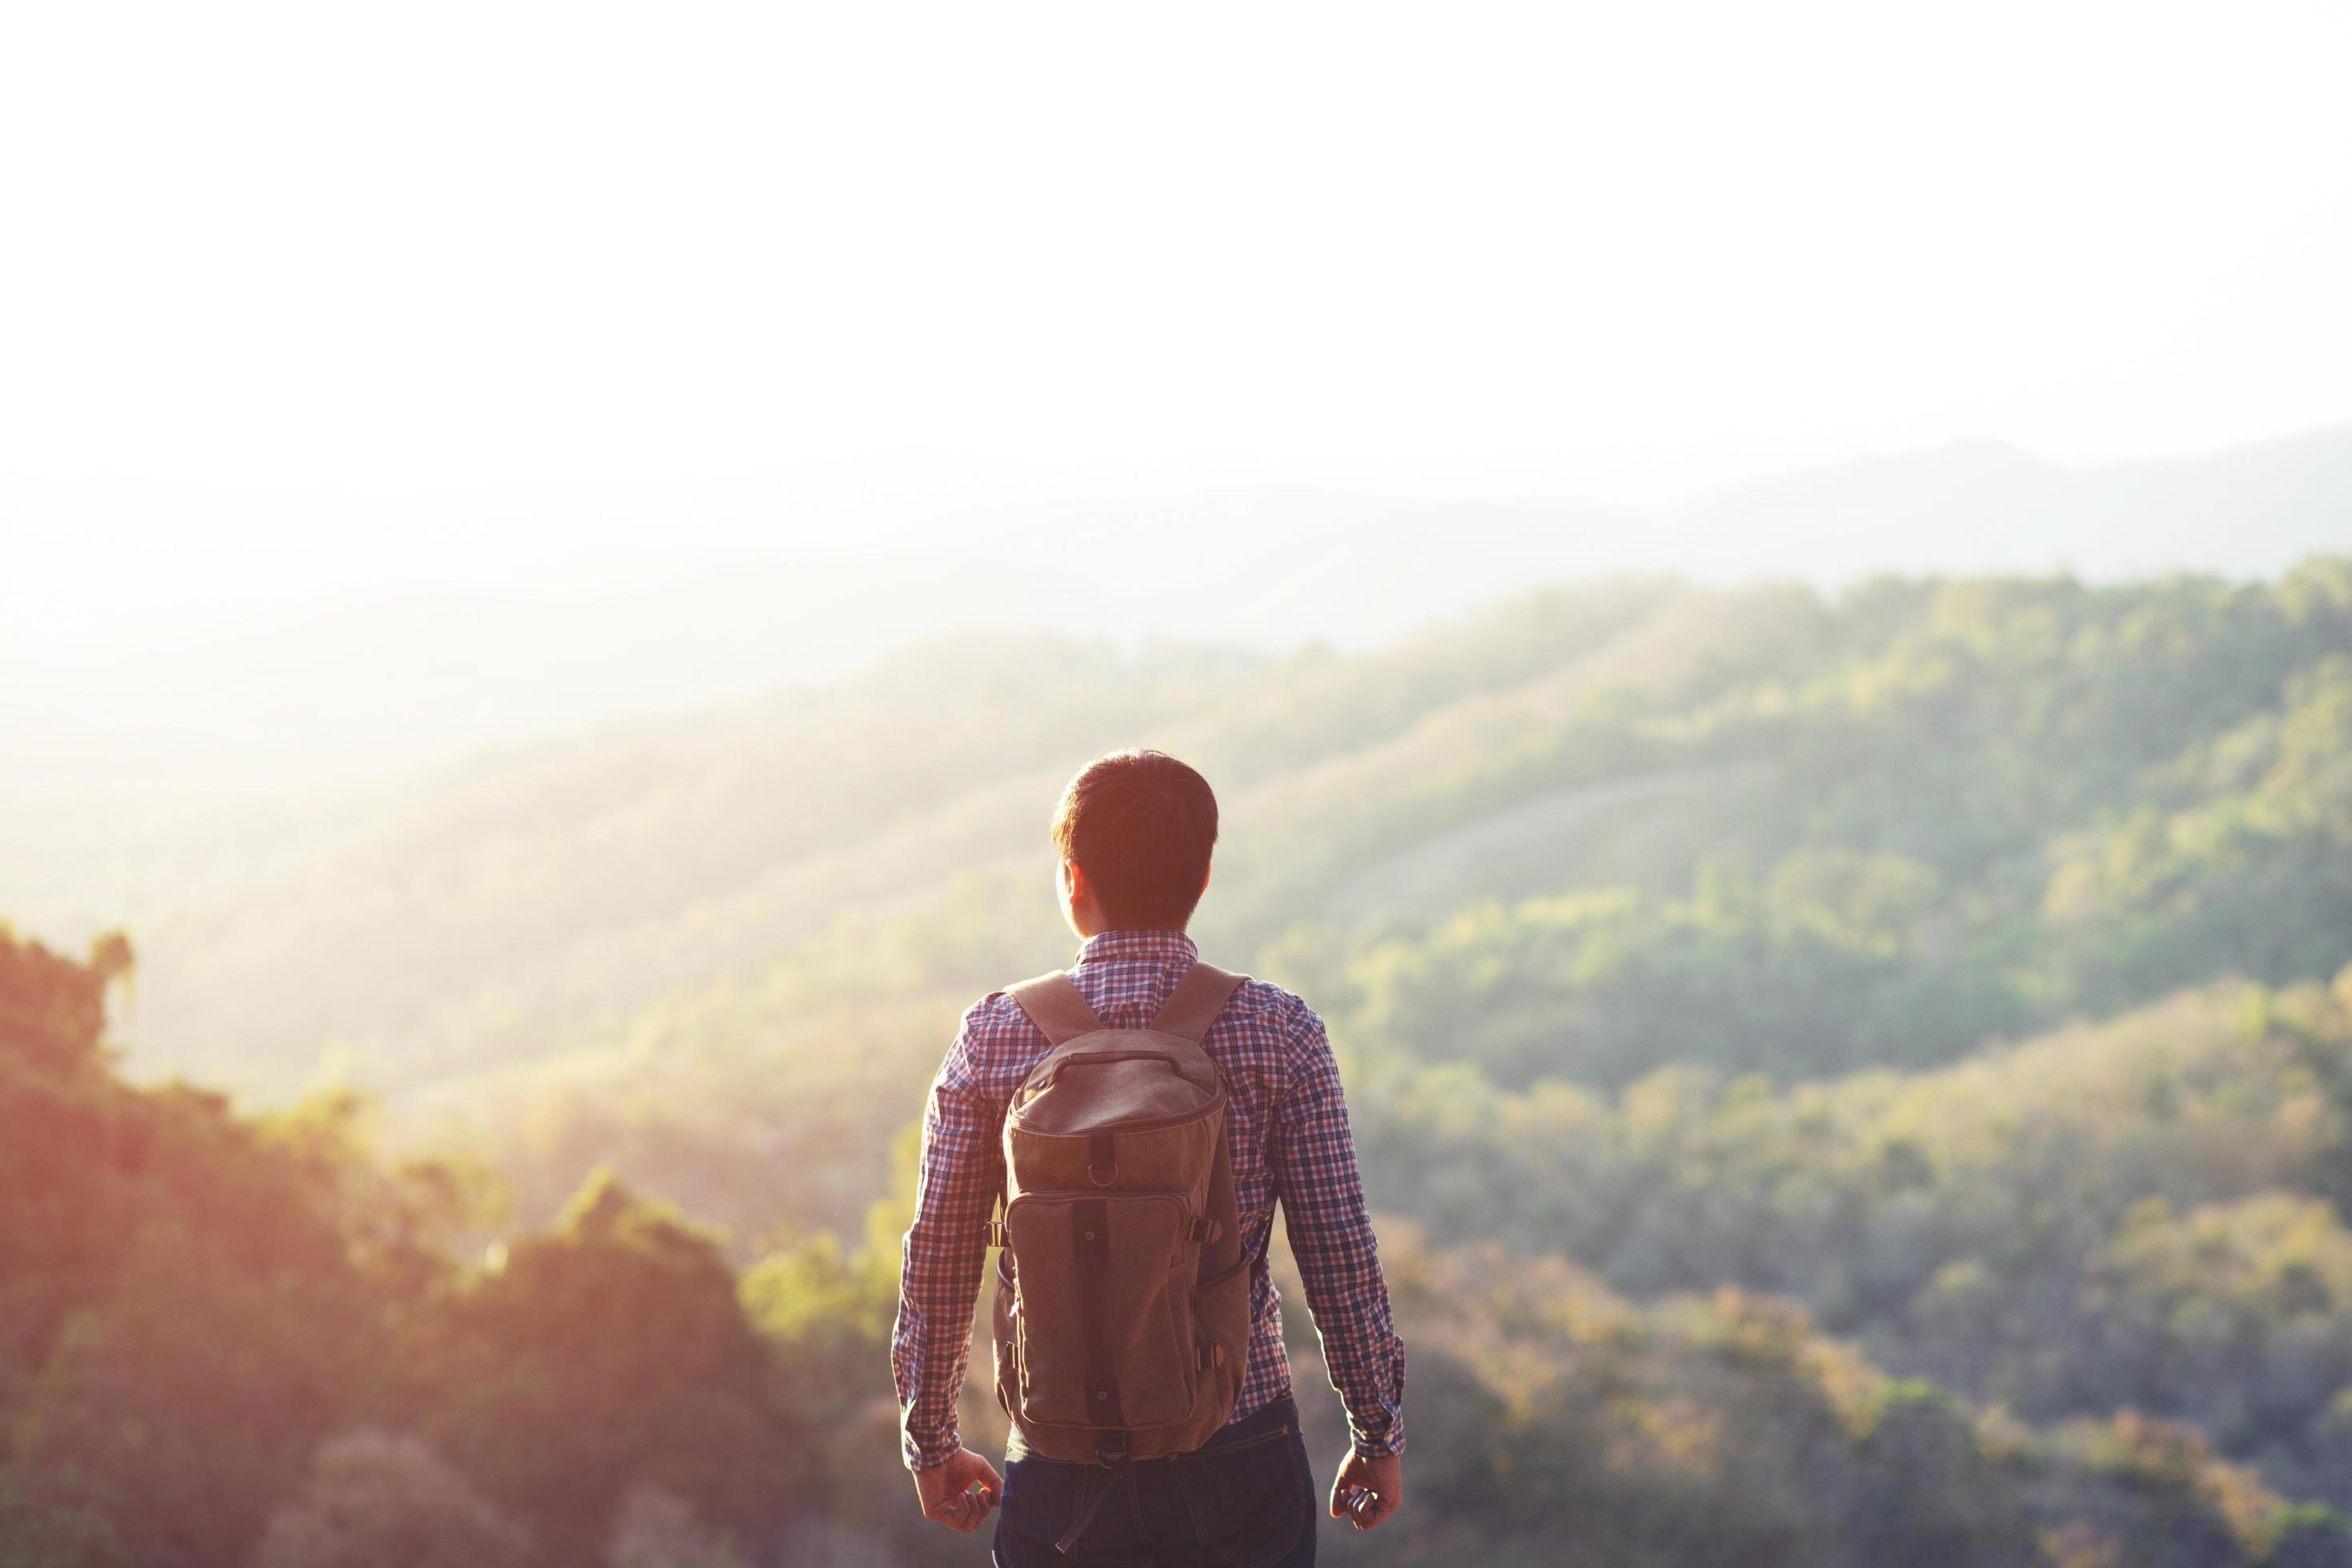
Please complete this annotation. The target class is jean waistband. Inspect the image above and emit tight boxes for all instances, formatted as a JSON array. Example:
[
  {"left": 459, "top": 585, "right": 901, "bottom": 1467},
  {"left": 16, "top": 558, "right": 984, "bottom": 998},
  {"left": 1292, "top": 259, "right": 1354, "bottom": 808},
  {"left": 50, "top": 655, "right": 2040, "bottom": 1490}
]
[
  {"left": 1006, "top": 1397, "right": 1302, "bottom": 1466},
  {"left": 1197, "top": 1396, "right": 1301, "bottom": 1452}
]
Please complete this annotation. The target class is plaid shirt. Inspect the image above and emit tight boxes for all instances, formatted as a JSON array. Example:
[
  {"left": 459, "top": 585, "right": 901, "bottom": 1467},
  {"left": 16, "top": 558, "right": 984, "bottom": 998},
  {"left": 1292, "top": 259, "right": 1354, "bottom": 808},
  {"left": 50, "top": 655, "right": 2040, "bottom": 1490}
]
[{"left": 893, "top": 928, "right": 1406, "bottom": 1470}]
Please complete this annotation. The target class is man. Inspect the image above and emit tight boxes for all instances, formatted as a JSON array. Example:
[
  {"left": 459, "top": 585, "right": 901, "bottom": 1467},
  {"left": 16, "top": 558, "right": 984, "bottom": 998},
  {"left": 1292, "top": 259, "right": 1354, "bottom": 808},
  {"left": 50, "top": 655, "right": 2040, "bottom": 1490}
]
[{"left": 893, "top": 748, "right": 1406, "bottom": 1566}]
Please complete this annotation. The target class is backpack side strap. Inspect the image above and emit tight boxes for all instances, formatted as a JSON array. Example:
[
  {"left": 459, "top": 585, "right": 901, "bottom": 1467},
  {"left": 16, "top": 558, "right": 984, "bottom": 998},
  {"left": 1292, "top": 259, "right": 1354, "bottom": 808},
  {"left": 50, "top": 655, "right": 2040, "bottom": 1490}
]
[
  {"left": 1150, "top": 962, "right": 1246, "bottom": 1043},
  {"left": 1006, "top": 970, "right": 1106, "bottom": 1046}
]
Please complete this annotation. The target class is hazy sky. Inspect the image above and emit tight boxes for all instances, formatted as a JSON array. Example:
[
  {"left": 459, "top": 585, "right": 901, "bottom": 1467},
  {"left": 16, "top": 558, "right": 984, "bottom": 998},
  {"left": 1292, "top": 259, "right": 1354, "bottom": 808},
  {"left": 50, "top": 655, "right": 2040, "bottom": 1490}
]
[
  {"left": 6, "top": 0, "right": 2348, "bottom": 506},
  {"left": 5, "top": 0, "right": 2351, "bottom": 800}
]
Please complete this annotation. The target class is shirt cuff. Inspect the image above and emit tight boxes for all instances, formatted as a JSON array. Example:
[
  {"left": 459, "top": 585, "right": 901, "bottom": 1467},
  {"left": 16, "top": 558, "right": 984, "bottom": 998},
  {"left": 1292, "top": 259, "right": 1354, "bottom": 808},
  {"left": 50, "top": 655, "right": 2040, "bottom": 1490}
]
[
  {"left": 903, "top": 1429, "right": 964, "bottom": 1471},
  {"left": 1350, "top": 1418, "right": 1406, "bottom": 1459}
]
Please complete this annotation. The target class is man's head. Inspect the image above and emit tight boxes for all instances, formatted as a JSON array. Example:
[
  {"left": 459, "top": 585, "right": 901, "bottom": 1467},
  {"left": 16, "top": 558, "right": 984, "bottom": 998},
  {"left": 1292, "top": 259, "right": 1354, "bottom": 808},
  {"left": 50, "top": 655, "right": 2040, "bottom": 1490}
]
[{"left": 1050, "top": 749, "right": 1218, "bottom": 937}]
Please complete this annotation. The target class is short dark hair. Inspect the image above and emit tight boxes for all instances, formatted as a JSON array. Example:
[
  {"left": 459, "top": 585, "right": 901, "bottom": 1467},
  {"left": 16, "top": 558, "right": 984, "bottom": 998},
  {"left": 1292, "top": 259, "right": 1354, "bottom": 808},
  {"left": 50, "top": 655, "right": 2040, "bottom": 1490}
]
[{"left": 1050, "top": 750, "right": 1218, "bottom": 930}]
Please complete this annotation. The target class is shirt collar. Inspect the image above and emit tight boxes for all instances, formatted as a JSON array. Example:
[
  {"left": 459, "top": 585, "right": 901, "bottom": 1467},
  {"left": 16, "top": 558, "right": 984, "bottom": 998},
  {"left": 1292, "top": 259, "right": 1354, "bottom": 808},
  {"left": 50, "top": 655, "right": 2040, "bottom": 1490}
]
[{"left": 1074, "top": 928, "right": 1198, "bottom": 969}]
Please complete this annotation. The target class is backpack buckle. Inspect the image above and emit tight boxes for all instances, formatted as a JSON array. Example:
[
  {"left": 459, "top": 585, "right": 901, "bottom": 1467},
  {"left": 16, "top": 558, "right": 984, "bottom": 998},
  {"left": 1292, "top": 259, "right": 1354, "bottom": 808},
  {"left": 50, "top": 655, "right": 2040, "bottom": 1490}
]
[
  {"left": 1087, "top": 1162, "right": 1118, "bottom": 1186},
  {"left": 1086, "top": 1133, "right": 1117, "bottom": 1187}
]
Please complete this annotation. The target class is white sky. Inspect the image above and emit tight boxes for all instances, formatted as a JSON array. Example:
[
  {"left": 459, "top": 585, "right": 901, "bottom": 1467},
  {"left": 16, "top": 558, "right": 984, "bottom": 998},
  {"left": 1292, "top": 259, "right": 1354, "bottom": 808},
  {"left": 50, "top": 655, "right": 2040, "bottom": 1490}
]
[
  {"left": 3, "top": 0, "right": 2350, "bottom": 804},
  {"left": 5, "top": 0, "right": 2348, "bottom": 506}
]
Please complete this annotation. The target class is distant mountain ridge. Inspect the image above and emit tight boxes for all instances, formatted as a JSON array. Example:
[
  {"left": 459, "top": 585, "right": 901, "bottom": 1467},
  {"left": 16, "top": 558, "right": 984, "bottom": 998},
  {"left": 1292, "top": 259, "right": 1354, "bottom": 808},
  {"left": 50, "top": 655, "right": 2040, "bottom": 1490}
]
[
  {"left": 1647, "top": 426, "right": 2352, "bottom": 582},
  {"left": 915, "top": 426, "right": 2352, "bottom": 606},
  {"left": 10, "top": 425, "right": 2351, "bottom": 790}
]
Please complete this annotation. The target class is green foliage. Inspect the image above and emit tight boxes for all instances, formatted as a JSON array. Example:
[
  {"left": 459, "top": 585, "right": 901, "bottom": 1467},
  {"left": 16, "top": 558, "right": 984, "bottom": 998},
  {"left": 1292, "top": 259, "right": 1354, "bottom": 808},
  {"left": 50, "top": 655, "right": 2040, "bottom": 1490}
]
[
  {"left": 2047, "top": 653, "right": 2352, "bottom": 1005},
  {"left": 0, "top": 1465, "right": 125, "bottom": 1568},
  {"left": 0, "top": 928, "right": 381, "bottom": 1566},
  {"left": 0, "top": 930, "right": 129, "bottom": 1080},
  {"left": 392, "top": 1170, "right": 809, "bottom": 1565},
  {"left": 1282, "top": 1234, "right": 2313, "bottom": 1568},
  {"left": 740, "top": 1230, "right": 890, "bottom": 1352},
  {"left": 249, "top": 1430, "right": 534, "bottom": 1568},
  {"left": 602, "top": 1484, "right": 755, "bottom": 1568},
  {"left": 1350, "top": 970, "right": 2352, "bottom": 1505},
  {"left": 0, "top": 939, "right": 815, "bottom": 1568},
  {"left": 2267, "top": 1505, "right": 2352, "bottom": 1568},
  {"left": 13, "top": 1219, "right": 379, "bottom": 1566},
  {"left": 1325, "top": 858, "right": 2019, "bottom": 1087}
]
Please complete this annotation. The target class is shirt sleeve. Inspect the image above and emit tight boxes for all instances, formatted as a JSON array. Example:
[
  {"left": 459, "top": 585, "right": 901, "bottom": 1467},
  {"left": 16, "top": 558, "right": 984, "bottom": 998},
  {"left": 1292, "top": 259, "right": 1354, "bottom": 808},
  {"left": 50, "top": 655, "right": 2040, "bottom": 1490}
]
[
  {"left": 1267, "top": 1004, "right": 1407, "bottom": 1458},
  {"left": 891, "top": 1006, "right": 1004, "bottom": 1470}
]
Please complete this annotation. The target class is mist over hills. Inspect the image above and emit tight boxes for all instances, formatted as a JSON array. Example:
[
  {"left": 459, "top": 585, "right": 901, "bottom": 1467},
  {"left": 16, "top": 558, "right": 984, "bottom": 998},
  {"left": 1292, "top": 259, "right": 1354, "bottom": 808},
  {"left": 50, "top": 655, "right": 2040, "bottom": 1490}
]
[
  {"left": 10, "top": 426, "right": 2351, "bottom": 788},
  {"left": 8, "top": 427, "right": 2350, "bottom": 950},
  {"left": 922, "top": 426, "right": 2352, "bottom": 602}
]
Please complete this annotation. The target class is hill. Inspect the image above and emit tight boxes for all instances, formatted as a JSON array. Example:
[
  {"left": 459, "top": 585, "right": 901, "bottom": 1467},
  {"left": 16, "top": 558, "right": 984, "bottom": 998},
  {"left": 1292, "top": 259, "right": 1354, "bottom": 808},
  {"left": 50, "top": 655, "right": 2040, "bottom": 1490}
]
[{"left": 105, "top": 558, "right": 2352, "bottom": 1113}]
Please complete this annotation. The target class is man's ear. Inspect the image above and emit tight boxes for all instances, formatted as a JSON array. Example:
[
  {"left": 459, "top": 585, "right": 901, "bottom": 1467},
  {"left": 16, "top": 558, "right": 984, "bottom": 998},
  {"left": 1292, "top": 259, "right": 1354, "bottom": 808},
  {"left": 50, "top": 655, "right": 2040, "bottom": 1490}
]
[{"left": 1199, "top": 862, "right": 1212, "bottom": 897}]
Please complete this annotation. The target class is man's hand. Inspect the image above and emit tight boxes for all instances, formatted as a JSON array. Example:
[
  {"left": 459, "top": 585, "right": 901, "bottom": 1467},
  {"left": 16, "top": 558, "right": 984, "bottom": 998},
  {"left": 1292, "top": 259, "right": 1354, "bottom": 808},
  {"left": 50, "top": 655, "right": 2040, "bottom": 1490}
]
[
  {"left": 1329, "top": 1448, "right": 1403, "bottom": 1531},
  {"left": 913, "top": 1446, "right": 1004, "bottom": 1534}
]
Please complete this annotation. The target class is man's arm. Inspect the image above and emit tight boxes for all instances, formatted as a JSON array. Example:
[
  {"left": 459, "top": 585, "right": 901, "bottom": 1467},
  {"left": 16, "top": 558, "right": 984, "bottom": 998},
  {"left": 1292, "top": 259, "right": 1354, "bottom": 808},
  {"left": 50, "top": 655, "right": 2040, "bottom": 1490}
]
[
  {"left": 1267, "top": 1002, "right": 1407, "bottom": 1502},
  {"left": 891, "top": 1007, "right": 1005, "bottom": 1510}
]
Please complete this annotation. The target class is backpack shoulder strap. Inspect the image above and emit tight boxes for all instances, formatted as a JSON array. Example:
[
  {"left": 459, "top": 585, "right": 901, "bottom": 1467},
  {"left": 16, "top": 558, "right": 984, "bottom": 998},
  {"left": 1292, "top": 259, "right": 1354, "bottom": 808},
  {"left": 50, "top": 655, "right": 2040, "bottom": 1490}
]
[
  {"left": 1006, "top": 970, "right": 1105, "bottom": 1047},
  {"left": 1150, "top": 962, "right": 1246, "bottom": 1043}
]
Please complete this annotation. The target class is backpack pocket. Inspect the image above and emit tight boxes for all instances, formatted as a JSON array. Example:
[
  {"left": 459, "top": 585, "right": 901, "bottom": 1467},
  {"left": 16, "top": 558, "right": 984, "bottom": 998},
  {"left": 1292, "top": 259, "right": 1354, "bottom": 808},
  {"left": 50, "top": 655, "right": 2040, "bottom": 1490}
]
[{"left": 1005, "top": 1190, "right": 1199, "bottom": 1434}]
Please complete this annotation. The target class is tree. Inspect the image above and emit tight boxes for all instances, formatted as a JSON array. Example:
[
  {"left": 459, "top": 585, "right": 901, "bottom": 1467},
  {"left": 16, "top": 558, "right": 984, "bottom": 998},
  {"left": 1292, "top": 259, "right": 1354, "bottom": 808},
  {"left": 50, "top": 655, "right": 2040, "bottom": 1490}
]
[
  {"left": 250, "top": 1430, "right": 532, "bottom": 1568},
  {"left": 396, "top": 1170, "right": 811, "bottom": 1563}
]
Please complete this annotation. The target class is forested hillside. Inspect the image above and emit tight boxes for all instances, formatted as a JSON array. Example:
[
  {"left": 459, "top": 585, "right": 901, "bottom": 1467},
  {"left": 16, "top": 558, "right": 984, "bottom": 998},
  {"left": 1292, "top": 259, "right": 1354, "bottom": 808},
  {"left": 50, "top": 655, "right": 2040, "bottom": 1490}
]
[
  {"left": 10, "top": 929, "right": 2352, "bottom": 1566},
  {"left": 9, "top": 558, "right": 2352, "bottom": 1565}
]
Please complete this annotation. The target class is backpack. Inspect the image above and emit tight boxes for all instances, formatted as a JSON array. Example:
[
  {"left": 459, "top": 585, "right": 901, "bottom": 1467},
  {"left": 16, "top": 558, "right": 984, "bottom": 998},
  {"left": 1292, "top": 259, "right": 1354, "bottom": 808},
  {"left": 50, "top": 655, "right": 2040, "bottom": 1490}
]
[{"left": 986, "top": 960, "right": 1258, "bottom": 1473}]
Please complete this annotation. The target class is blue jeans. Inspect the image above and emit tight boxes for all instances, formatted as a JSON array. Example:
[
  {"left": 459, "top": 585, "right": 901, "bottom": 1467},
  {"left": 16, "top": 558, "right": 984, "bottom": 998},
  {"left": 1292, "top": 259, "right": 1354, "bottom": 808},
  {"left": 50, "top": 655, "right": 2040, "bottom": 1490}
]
[{"left": 992, "top": 1397, "right": 1317, "bottom": 1568}]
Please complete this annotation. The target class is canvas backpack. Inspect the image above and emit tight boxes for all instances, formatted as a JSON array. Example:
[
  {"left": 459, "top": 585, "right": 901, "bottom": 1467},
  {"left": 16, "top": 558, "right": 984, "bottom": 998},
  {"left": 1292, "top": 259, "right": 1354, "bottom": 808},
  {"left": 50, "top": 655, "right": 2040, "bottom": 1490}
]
[{"left": 985, "top": 960, "right": 1258, "bottom": 1482}]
